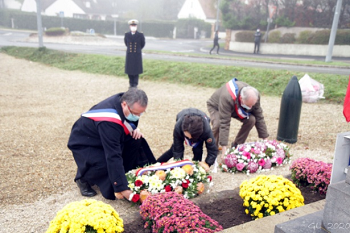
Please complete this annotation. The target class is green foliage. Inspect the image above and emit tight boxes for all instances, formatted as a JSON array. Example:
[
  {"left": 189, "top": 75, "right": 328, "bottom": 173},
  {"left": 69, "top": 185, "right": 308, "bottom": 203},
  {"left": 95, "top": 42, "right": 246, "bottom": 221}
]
[
  {"left": 0, "top": 46, "right": 347, "bottom": 104},
  {"left": 335, "top": 29, "right": 350, "bottom": 45},
  {"left": 45, "top": 27, "right": 66, "bottom": 36},
  {"left": 235, "top": 31, "right": 265, "bottom": 43},
  {"left": 281, "top": 33, "right": 296, "bottom": 44},
  {"left": 296, "top": 30, "right": 313, "bottom": 44},
  {"left": 175, "top": 18, "right": 211, "bottom": 39},
  {"left": 0, "top": 9, "right": 175, "bottom": 37},
  {"left": 275, "top": 16, "right": 295, "bottom": 28},
  {"left": 310, "top": 30, "right": 330, "bottom": 44},
  {"left": 268, "top": 31, "right": 281, "bottom": 43}
]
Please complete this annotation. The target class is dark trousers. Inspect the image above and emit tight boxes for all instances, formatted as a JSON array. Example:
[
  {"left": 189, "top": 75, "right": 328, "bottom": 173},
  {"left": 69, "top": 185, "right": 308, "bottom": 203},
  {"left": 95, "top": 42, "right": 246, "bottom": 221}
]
[
  {"left": 156, "top": 142, "right": 204, "bottom": 163},
  {"left": 210, "top": 42, "right": 220, "bottom": 54},
  {"left": 71, "top": 137, "right": 155, "bottom": 200},
  {"left": 128, "top": 74, "right": 139, "bottom": 88},
  {"left": 254, "top": 42, "right": 260, "bottom": 53}
]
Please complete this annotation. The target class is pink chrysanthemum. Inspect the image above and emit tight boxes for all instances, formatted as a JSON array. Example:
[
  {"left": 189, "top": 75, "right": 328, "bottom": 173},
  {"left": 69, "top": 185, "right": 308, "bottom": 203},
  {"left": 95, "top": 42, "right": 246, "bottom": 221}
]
[
  {"left": 247, "top": 161, "right": 259, "bottom": 173},
  {"left": 225, "top": 154, "right": 238, "bottom": 168}
]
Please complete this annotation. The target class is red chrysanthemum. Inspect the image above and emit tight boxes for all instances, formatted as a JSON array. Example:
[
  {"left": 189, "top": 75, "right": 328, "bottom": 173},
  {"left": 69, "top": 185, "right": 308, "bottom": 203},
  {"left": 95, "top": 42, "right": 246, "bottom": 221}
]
[
  {"left": 165, "top": 185, "right": 172, "bottom": 192},
  {"left": 182, "top": 179, "right": 190, "bottom": 189}
]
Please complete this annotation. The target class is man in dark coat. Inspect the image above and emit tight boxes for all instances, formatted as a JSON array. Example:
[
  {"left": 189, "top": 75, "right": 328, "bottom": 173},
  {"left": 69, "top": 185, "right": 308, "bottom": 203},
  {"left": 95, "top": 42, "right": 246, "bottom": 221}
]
[
  {"left": 209, "top": 30, "right": 220, "bottom": 55},
  {"left": 67, "top": 88, "right": 156, "bottom": 200},
  {"left": 207, "top": 79, "right": 269, "bottom": 163},
  {"left": 124, "top": 19, "right": 145, "bottom": 88},
  {"left": 254, "top": 29, "right": 261, "bottom": 54},
  {"left": 157, "top": 108, "right": 218, "bottom": 167}
]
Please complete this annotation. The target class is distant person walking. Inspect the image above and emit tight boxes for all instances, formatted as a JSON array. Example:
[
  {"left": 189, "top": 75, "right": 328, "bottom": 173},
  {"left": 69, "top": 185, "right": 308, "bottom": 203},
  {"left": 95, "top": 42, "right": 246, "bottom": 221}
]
[
  {"left": 254, "top": 29, "right": 261, "bottom": 54},
  {"left": 210, "top": 30, "right": 220, "bottom": 55},
  {"left": 124, "top": 19, "right": 145, "bottom": 89}
]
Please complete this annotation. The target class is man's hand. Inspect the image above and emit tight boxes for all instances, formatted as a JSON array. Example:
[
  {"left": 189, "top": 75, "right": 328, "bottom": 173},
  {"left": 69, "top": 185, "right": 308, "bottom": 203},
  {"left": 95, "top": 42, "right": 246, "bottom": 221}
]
[
  {"left": 115, "top": 190, "right": 133, "bottom": 201},
  {"left": 132, "top": 128, "right": 143, "bottom": 139}
]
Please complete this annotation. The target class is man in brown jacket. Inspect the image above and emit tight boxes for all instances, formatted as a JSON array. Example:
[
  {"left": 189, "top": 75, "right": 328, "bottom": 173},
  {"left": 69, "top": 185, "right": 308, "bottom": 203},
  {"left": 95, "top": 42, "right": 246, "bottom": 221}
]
[{"left": 207, "top": 78, "right": 269, "bottom": 162}]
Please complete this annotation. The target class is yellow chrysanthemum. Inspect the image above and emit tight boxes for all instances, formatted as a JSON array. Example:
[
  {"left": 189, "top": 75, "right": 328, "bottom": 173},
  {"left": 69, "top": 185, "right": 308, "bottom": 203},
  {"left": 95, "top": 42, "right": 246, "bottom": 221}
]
[{"left": 46, "top": 199, "right": 124, "bottom": 233}]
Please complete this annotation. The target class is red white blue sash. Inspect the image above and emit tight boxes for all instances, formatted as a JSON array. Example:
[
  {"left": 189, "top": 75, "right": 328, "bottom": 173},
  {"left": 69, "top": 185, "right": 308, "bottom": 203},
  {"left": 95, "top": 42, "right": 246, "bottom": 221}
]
[
  {"left": 82, "top": 108, "right": 135, "bottom": 135},
  {"left": 184, "top": 137, "right": 200, "bottom": 148},
  {"left": 226, "top": 78, "right": 250, "bottom": 119},
  {"left": 135, "top": 159, "right": 194, "bottom": 176}
]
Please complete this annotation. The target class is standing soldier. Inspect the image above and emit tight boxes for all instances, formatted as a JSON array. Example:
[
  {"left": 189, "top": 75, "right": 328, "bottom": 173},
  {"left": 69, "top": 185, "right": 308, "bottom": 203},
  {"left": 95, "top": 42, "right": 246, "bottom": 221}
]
[{"left": 124, "top": 19, "right": 145, "bottom": 88}]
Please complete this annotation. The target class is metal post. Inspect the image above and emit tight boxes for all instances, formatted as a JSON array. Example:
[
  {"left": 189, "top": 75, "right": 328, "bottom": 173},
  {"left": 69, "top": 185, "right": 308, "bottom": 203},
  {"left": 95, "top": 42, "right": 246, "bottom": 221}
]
[
  {"left": 36, "top": 0, "right": 44, "bottom": 48},
  {"left": 215, "top": 0, "right": 220, "bottom": 31},
  {"left": 325, "top": 0, "right": 343, "bottom": 62}
]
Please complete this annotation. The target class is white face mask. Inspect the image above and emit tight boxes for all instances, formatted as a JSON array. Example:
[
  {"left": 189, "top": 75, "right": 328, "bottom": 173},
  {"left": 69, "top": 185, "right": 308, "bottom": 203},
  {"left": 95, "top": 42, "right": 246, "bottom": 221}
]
[
  {"left": 241, "top": 104, "right": 251, "bottom": 110},
  {"left": 130, "top": 26, "right": 137, "bottom": 32}
]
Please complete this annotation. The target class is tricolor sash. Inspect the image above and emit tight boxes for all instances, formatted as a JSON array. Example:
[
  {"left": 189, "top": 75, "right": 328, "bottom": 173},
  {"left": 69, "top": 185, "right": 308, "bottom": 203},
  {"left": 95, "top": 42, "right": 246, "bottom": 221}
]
[
  {"left": 82, "top": 108, "right": 136, "bottom": 135},
  {"left": 184, "top": 137, "right": 200, "bottom": 148},
  {"left": 135, "top": 159, "right": 194, "bottom": 176},
  {"left": 226, "top": 78, "right": 250, "bottom": 119}
]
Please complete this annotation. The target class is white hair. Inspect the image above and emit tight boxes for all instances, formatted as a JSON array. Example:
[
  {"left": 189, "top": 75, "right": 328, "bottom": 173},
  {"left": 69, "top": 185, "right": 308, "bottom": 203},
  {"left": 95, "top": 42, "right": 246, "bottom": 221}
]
[{"left": 241, "top": 86, "right": 259, "bottom": 101}]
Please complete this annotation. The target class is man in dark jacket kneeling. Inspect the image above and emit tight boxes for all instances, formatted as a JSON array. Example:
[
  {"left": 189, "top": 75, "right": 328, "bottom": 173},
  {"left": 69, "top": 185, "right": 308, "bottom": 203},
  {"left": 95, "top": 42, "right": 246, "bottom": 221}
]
[{"left": 67, "top": 88, "right": 155, "bottom": 201}]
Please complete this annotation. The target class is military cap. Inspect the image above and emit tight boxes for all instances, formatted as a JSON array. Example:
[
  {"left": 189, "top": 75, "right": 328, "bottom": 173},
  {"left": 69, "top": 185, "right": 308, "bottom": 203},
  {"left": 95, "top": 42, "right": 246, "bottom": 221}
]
[{"left": 128, "top": 19, "right": 139, "bottom": 25}]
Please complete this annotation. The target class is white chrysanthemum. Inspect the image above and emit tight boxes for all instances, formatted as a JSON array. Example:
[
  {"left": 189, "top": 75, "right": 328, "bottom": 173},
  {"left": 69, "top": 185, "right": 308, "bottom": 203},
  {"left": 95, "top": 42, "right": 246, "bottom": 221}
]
[
  {"left": 199, "top": 166, "right": 206, "bottom": 174},
  {"left": 139, "top": 175, "right": 149, "bottom": 184},
  {"left": 128, "top": 183, "right": 135, "bottom": 189},
  {"left": 170, "top": 167, "right": 186, "bottom": 179}
]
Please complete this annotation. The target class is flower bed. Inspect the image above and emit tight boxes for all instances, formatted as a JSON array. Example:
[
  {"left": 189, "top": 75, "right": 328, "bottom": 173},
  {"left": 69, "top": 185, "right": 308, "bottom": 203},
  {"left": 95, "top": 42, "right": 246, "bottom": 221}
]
[
  {"left": 220, "top": 140, "right": 292, "bottom": 174},
  {"left": 239, "top": 175, "right": 304, "bottom": 220},
  {"left": 126, "top": 160, "right": 212, "bottom": 204},
  {"left": 140, "top": 192, "right": 223, "bottom": 232},
  {"left": 290, "top": 157, "right": 332, "bottom": 194},
  {"left": 46, "top": 199, "right": 124, "bottom": 233}
]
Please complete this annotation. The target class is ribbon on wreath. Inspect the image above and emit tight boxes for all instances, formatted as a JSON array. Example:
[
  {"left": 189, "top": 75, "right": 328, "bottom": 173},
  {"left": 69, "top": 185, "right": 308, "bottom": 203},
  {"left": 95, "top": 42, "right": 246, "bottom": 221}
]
[{"left": 135, "top": 159, "right": 194, "bottom": 176}]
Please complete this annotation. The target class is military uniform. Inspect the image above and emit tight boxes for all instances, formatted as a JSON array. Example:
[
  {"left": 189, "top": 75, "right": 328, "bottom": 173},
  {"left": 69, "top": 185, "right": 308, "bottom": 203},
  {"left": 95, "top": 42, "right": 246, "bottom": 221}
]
[
  {"left": 157, "top": 108, "right": 218, "bottom": 166},
  {"left": 207, "top": 78, "right": 269, "bottom": 148},
  {"left": 67, "top": 93, "right": 155, "bottom": 200},
  {"left": 124, "top": 19, "right": 145, "bottom": 88}
]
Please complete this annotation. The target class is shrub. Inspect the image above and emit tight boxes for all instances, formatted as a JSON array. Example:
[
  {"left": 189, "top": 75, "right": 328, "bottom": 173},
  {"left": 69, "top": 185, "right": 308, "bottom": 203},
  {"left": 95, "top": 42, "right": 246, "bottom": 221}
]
[
  {"left": 235, "top": 31, "right": 265, "bottom": 43},
  {"left": 290, "top": 158, "right": 332, "bottom": 194},
  {"left": 140, "top": 192, "right": 223, "bottom": 232},
  {"left": 335, "top": 29, "right": 350, "bottom": 45},
  {"left": 239, "top": 175, "right": 304, "bottom": 220},
  {"left": 310, "top": 30, "right": 331, "bottom": 44},
  {"left": 296, "top": 30, "right": 313, "bottom": 44},
  {"left": 46, "top": 199, "right": 124, "bottom": 233},
  {"left": 281, "top": 33, "right": 296, "bottom": 43},
  {"left": 268, "top": 30, "right": 281, "bottom": 43},
  {"left": 45, "top": 27, "right": 66, "bottom": 36}
]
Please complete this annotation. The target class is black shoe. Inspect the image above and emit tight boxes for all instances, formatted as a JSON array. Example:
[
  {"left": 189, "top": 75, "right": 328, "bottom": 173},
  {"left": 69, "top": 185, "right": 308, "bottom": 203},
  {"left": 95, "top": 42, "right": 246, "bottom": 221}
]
[{"left": 76, "top": 179, "right": 97, "bottom": 197}]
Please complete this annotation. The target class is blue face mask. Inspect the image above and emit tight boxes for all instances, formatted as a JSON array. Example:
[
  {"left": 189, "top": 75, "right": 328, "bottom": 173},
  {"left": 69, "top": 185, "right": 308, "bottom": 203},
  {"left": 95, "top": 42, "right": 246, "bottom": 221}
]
[{"left": 126, "top": 113, "right": 140, "bottom": 122}]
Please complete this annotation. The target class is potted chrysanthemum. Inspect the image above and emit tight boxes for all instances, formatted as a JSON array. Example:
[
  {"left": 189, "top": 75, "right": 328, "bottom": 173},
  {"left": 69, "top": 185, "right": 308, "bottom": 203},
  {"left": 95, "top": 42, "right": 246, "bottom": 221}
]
[
  {"left": 239, "top": 175, "right": 304, "bottom": 220},
  {"left": 221, "top": 140, "right": 292, "bottom": 174},
  {"left": 46, "top": 199, "right": 124, "bottom": 233}
]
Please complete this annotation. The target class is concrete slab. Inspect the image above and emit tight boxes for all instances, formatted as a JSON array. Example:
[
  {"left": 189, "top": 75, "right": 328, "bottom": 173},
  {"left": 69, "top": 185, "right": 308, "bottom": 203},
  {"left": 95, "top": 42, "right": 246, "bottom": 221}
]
[
  {"left": 275, "top": 210, "right": 327, "bottom": 233},
  {"left": 220, "top": 199, "right": 326, "bottom": 233}
]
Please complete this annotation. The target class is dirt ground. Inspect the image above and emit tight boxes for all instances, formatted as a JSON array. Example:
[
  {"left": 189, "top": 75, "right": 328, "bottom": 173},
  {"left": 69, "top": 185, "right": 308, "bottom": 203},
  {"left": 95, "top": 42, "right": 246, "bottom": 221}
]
[{"left": 0, "top": 52, "right": 348, "bottom": 233}]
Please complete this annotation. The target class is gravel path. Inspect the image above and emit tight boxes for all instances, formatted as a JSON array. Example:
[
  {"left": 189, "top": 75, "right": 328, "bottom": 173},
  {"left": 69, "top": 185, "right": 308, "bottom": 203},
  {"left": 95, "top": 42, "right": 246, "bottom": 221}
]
[{"left": 0, "top": 52, "right": 347, "bottom": 233}]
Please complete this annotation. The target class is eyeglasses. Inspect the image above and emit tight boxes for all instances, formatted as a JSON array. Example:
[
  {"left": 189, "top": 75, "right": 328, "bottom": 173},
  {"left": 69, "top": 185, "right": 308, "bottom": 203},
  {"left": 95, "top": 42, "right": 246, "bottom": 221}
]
[{"left": 127, "top": 104, "right": 143, "bottom": 117}]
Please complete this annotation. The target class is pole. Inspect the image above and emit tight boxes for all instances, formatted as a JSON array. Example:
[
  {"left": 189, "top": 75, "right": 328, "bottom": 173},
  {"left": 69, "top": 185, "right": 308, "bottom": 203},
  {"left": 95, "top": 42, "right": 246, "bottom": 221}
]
[
  {"left": 114, "top": 18, "right": 116, "bottom": 36},
  {"left": 35, "top": 0, "right": 44, "bottom": 48},
  {"left": 215, "top": 0, "right": 220, "bottom": 31},
  {"left": 325, "top": 0, "right": 343, "bottom": 62}
]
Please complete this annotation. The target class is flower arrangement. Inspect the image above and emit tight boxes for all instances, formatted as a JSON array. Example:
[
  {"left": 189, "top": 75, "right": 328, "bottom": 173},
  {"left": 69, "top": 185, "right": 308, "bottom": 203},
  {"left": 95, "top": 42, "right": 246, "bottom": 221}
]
[
  {"left": 290, "top": 157, "right": 332, "bottom": 194},
  {"left": 220, "top": 140, "right": 292, "bottom": 174},
  {"left": 46, "top": 199, "right": 124, "bottom": 233},
  {"left": 239, "top": 175, "right": 304, "bottom": 220},
  {"left": 140, "top": 191, "right": 223, "bottom": 232},
  {"left": 126, "top": 160, "right": 213, "bottom": 204}
]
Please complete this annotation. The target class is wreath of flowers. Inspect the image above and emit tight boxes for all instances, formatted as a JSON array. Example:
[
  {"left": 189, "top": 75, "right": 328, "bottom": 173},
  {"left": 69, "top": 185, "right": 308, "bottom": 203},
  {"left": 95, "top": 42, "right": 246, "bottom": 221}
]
[
  {"left": 46, "top": 199, "right": 124, "bottom": 233},
  {"left": 220, "top": 140, "right": 292, "bottom": 174},
  {"left": 239, "top": 175, "right": 304, "bottom": 220},
  {"left": 290, "top": 157, "right": 332, "bottom": 194},
  {"left": 125, "top": 160, "right": 213, "bottom": 204},
  {"left": 140, "top": 192, "right": 223, "bottom": 232}
]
